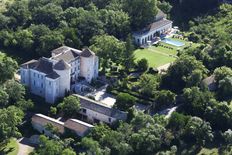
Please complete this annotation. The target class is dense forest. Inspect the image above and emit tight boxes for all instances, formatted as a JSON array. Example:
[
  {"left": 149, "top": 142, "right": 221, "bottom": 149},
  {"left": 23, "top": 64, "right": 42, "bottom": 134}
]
[{"left": 0, "top": 0, "right": 232, "bottom": 155}]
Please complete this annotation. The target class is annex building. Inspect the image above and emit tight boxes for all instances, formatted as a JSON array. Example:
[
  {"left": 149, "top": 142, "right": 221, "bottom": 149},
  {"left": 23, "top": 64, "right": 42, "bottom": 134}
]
[
  {"left": 20, "top": 46, "right": 99, "bottom": 103},
  {"left": 133, "top": 10, "right": 173, "bottom": 46}
]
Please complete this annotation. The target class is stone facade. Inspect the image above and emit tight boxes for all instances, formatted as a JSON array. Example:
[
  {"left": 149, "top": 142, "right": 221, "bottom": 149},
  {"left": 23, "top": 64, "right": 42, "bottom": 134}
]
[
  {"left": 20, "top": 46, "right": 99, "bottom": 103},
  {"left": 74, "top": 94, "right": 128, "bottom": 124}
]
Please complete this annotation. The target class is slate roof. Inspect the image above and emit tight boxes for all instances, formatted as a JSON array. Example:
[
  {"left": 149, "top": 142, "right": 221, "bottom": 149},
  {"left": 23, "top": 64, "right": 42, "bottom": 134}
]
[
  {"left": 74, "top": 94, "right": 127, "bottom": 120},
  {"left": 53, "top": 60, "right": 71, "bottom": 70},
  {"left": 51, "top": 46, "right": 70, "bottom": 55},
  {"left": 81, "top": 48, "right": 95, "bottom": 57},
  {"left": 21, "top": 59, "right": 38, "bottom": 69},
  {"left": 134, "top": 19, "right": 173, "bottom": 36},
  {"left": 46, "top": 71, "right": 60, "bottom": 79},
  {"left": 52, "top": 49, "right": 80, "bottom": 62},
  {"left": 34, "top": 58, "right": 54, "bottom": 74}
]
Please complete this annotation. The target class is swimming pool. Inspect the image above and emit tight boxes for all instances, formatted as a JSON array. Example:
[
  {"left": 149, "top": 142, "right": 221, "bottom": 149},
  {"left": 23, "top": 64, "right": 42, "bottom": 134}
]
[{"left": 161, "top": 38, "right": 185, "bottom": 47}]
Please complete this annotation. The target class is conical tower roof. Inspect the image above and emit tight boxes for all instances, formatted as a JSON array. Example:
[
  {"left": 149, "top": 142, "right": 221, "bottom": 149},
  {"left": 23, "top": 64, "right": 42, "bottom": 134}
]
[{"left": 54, "top": 60, "right": 71, "bottom": 70}]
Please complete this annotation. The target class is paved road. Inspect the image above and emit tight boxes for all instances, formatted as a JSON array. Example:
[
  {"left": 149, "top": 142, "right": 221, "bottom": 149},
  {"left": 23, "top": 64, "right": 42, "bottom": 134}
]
[
  {"left": 157, "top": 106, "right": 178, "bottom": 119},
  {"left": 17, "top": 138, "right": 34, "bottom": 155},
  {"left": 157, "top": 63, "right": 172, "bottom": 73}
]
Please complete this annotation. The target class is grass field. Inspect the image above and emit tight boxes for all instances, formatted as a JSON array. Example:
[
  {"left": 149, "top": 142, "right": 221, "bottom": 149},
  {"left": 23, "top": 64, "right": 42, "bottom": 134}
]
[
  {"left": 134, "top": 48, "right": 176, "bottom": 68},
  {"left": 134, "top": 38, "right": 194, "bottom": 68},
  {"left": 0, "top": 139, "right": 19, "bottom": 155}
]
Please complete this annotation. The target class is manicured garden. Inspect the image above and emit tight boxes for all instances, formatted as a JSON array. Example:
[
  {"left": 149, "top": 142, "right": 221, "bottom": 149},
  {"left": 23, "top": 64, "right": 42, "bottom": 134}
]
[
  {"left": 134, "top": 38, "right": 196, "bottom": 68},
  {"left": 134, "top": 48, "right": 176, "bottom": 68}
]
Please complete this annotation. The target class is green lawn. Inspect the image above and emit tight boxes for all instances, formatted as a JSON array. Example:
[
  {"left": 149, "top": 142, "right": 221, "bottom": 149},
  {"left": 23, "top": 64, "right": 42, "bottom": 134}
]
[
  {"left": 134, "top": 38, "right": 197, "bottom": 68},
  {"left": 0, "top": 139, "right": 19, "bottom": 155},
  {"left": 134, "top": 48, "right": 176, "bottom": 68}
]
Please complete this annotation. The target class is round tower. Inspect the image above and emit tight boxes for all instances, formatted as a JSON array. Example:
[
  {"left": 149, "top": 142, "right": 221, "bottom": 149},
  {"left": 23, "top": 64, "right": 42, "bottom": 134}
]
[
  {"left": 53, "top": 60, "right": 71, "bottom": 97},
  {"left": 80, "top": 48, "right": 95, "bottom": 82}
]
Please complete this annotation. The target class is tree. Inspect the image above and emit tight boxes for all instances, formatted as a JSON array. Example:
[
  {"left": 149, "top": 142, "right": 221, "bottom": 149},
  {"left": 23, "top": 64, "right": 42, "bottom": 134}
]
[
  {"left": 168, "top": 112, "right": 190, "bottom": 135},
  {"left": 15, "top": 99, "right": 34, "bottom": 111},
  {"left": 122, "top": 35, "right": 135, "bottom": 72},
  {"left": 0, "top": 14, "right": 10, "bottom": 29},
  {"left": 182, "top": 87, "right": 213, "bottom": 117},
  {"left": 153, "top": 90, "right": 176, "bottom": 110},
  {"left": 0, "top": 56, "right": 18, "bottom": 84},
  {"left": 80, "top": 137, "right": 106, "bottom": 155},
  {"left": 138, "top": 74, "right": 159, "bottom": 97},
  {"left": 38, "top": 30, "right": 64, "bottom": 56},
  {"left": 4, "top": 80, "right": 25, "bottom": 103},
  {"left": 130, "top": 112, "right": 155, "bottom": 131},
  {"left": 14, "top": 29, "right": 34, "bottom": 51},
  {"left": 214, "top": 66, "right": 232, "bottom": 83},
  {"left": 5, "top": 0, "right": 31, "bottom": 27},
  {"left": 61, "top": 148, "right": 76, "bottom": 155},
  {"left": 58, "top": 95, "right": 80, "bottom": 117},
  {"left": 89, "top": 123, "right": 111, "bottom": 141},
  {"left": 157, "top": 1, "right": 172, "bottom": 14},
  {"left": 71, "top": 7, "right": 104, "bottom": 45},
  {"left": 186, "top": 69, "right": 204, "bottom": 87},
  {"left": 32, "top": 3, "right": 63, "bottom": 28},
  {"left": 0, "top": 89, "right": 9, "bottom": 107},
  {"left": 45, "top": 123, "right": 59, "bottom": 136},
  {"left": 130, "top": 125, "right": 165, "bottom": 154},
  {"left": 123, "top": 0, "right": 158, "bottom": 30},
  {"left": 35, "top": 135, "right": 64, "bottom": 155},
  {"left": 162, "top": 55, "right": 207, "bottom": 92},
  {"left": 99, "top": 9, "right": 130, "bottom": 39},
  {"left": 222, "top": 129, "right": 232, "bottom": 144},
  {"left": 50, "top": 106, "right": 57, "bottom": 116},
  {"left": 137, "top": 58, "right": 148, "bottom": 72},
  {"left": 115, "top": 93, "right": 136, "bottom": 111},
  {"left": 0, "top": 106, "right": 24, "bottom": 142},
  {"left": 184, "top": 117, "right": 214, "bottom": 146},
  {"left": 90, "top": 34, "right": 125, "bottom": 71},
  {"left": 218, "top": 76, "right": 232, "bottom": 100}
]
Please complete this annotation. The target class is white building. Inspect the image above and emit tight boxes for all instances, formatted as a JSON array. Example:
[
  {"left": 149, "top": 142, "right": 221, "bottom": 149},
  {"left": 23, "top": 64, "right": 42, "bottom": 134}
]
[
  {"left": 133, "top": 10, "right": 173, "bottom": 46},
  {"left": 20, "top": 46, "right": 99, "bottom": 103},
  {"left": 74, "top": 94, "right": 127, "bottom": 125}
]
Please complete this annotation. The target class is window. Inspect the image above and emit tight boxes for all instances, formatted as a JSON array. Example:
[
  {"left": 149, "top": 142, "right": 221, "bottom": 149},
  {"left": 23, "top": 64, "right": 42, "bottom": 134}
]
[
  {"left": 82, "top": 108, "right": 87, "bottom": 114},
  {"left": 37, "top": 74, "right": 39, "bottom": 78},
  {"left": 49, "top": 81, "right": 51, "bottom": 86},
  {"left": 108, "top": 118, "right": 111, "bottom": 123},
  {"left": 34, "top": 80, "right": 35, "bottom": 86},
  {"left": 41, "top": 83, "right": 43, "bottom": 88},
  {"left": 34, "top": 73, "right": 36, "bottom": 77}
]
